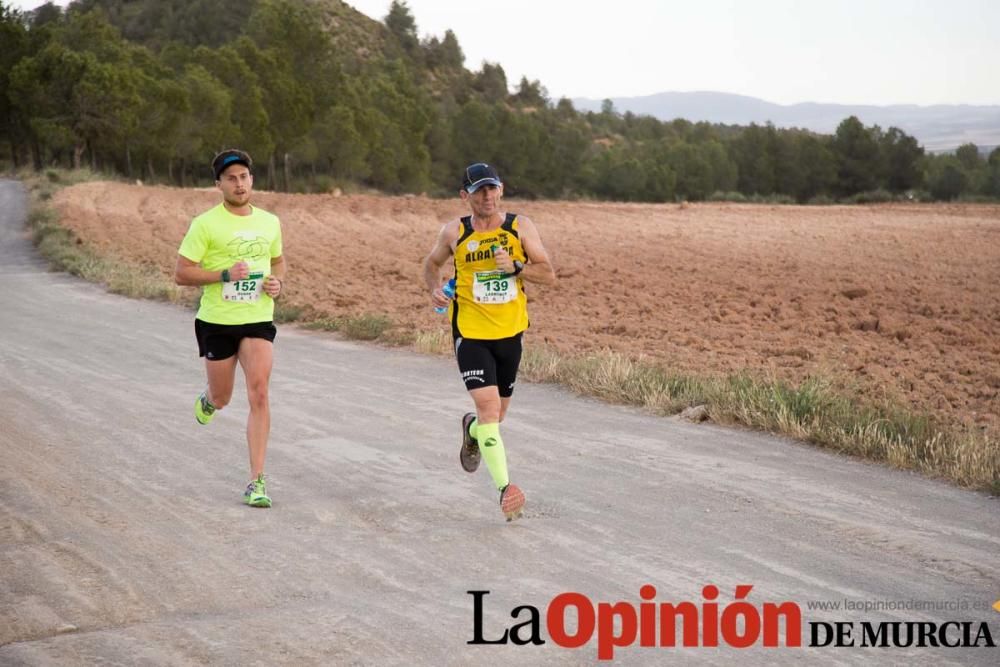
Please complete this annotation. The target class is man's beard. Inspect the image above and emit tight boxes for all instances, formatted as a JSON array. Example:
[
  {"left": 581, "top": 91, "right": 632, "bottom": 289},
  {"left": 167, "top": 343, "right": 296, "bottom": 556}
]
[{"left": 226, "top": 192, "right": 250, "bottom": 207}]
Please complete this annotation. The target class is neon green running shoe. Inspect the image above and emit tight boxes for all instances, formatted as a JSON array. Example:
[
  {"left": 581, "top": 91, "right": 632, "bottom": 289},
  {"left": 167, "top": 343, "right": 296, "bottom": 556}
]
[
  {"left": 243, "top": 474, "right": 271, "bottom": 508},
  {"left": 194, "top": 391, "right": 216, "bottom": 425}
]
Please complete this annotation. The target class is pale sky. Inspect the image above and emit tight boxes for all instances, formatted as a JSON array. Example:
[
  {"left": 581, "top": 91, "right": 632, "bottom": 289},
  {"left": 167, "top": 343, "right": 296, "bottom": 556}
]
[{"left": 11, "top": 0, "right": 1000, "bottom": 106}]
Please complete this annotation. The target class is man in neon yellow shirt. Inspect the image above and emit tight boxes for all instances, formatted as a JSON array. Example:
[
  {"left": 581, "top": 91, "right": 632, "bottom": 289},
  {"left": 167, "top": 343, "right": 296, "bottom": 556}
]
[{"left": 175, "top": 149, "right": 286, "bottom": 508}]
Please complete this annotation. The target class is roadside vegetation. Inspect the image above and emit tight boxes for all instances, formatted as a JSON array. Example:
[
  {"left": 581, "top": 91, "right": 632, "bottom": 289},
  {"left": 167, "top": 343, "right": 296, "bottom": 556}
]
[
  {"left": 518, "top": 348, "right": 999, "bottom": 495},
  {"left": 23, "top": 167, "right": 193, "bottom": 305},
  {"left": 303, "top": 313, "right": 394, "bottom": 341},
  {"left": 18, "top": 168, "right": 997, "bottom": 495}
]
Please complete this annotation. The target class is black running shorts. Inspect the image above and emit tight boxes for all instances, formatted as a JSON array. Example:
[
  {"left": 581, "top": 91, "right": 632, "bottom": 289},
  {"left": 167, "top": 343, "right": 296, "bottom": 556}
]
[
  {"left": 454, "top": 333, "right": 523, "bottom": 397},
  {"left": 195, "top": 319, "right": 276, "bottom": 361}
]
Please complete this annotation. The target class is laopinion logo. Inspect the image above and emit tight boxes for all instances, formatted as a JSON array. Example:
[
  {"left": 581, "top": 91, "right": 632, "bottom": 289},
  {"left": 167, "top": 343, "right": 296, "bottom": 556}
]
[{"left": 467, "top": 586, "right": 997, "bottom": 661}]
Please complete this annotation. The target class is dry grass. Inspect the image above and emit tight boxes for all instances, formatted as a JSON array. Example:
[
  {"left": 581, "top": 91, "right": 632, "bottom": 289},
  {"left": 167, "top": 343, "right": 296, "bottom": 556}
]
[
  {"left": 520, "top": 346, "right": 999, "bottom": 493},
  {"left": 412, "top": 329, "right": 452, "bottom": 356},
  {"left": 302, "top": 313, "right": 393, "bottom": 340}
]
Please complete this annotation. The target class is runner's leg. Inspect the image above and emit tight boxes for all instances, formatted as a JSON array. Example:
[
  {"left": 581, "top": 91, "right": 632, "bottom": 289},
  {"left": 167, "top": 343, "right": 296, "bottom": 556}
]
[
  {"left": 237, "top": 337, "right": 274, "bottom": 478},
  {"left": 205, "top": 356, "right": 238, "bottom": 409},
  {"left": 494, "top": 333, "right": 523, "bottom": 424},
  {"left": 469, "top": 385, "right": 508, "bottom": 490}
]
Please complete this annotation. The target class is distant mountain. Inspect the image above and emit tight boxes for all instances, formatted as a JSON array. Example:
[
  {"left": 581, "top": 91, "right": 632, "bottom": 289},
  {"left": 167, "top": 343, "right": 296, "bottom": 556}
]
[{"left": 571, "top": 91, "right": 1000, "bottom": 152}]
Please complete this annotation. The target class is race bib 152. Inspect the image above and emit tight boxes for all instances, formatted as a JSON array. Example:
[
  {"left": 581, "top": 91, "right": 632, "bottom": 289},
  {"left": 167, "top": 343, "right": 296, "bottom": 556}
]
[{"left": 222, "top": 271, "right": 265, "bottom": 302}]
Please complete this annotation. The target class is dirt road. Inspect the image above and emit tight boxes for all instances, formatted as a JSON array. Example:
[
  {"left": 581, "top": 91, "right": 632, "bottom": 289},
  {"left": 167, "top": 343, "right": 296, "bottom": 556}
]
[{"left": 1, "top": 180, "right": 997, "bottom": 665}]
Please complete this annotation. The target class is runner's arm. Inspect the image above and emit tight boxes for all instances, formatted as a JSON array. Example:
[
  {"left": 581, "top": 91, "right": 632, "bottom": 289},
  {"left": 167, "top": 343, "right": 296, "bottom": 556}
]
[
  {"left": 174, "top": 255, "right": 235, "bottom": 286},
  {"left": 423, "top": 220, "right": 460, "bottom": 306},
  {"left": 514, "top": 216, "right": 557, "bottom": 285},
  {"left": 264, "top": 255, "right": 286, "bottom": 298}
]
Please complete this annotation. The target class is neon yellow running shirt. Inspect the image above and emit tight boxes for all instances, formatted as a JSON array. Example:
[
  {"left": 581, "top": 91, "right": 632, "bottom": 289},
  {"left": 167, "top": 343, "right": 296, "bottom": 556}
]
[{"left": 178, "top": 203, "right": 282, "bottom": 325}]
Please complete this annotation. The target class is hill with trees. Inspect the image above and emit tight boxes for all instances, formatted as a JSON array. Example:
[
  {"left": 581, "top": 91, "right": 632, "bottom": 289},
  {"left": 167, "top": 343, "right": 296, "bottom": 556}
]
[{"left": 2, "top": 0, "right": 998, "bottom": 202}]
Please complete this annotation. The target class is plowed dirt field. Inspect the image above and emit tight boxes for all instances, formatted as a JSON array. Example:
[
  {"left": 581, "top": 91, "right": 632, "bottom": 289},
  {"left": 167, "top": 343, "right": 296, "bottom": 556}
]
[{"left": 53, "top": 183, "right": 1000, "bottom": 434}]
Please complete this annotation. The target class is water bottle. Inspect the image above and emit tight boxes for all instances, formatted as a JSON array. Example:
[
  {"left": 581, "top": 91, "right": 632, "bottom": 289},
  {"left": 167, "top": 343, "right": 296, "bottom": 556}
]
[{"left": 434, "top": 278, "right": 456, "bottom": 314}]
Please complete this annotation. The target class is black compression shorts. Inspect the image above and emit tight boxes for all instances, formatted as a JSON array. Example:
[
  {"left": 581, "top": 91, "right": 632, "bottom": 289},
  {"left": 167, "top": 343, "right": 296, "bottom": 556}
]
[{"left": 454, "top": 333, "right": 523, "bottom": 397}]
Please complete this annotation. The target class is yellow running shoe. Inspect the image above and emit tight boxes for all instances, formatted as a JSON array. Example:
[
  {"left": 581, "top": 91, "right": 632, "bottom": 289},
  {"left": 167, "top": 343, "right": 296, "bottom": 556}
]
[
  {"left": 243, "top": 474, "right": 271, "bottom": 508},
  {"left": 194, "top": 391, "right": 216, "bottom": 425}
]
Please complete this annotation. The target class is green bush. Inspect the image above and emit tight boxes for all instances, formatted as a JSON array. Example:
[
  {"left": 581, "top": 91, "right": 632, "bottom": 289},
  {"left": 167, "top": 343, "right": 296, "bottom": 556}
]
[
  {"left": 302, "top": 313, "right": 394, "bottom": 340},
  {"left": 341, "top": 313, "right": 392, "bottom": 340},
  {"left": 957, "top": 193, "right": 999, "bottom": 204},
  {"left": 846, "top": 189, "right": 895, "bottom": 204},
  {"left": 747, "top": 193, "right": 796, "bottom": 205},
  {"left": 707, "top": 191, "right": 748, "bottom": 202},
  {"left": 273, "top": 301, "right": 306, "bottom": 323},
  {"left": 807, "top": 194, "right": 835, "bottom": 205}
]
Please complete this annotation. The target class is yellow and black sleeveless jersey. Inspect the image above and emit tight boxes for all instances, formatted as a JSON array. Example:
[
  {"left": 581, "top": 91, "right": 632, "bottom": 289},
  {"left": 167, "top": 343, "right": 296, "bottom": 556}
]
[{"left": 450, "top": 213, "right": 528, "bottom": 340}]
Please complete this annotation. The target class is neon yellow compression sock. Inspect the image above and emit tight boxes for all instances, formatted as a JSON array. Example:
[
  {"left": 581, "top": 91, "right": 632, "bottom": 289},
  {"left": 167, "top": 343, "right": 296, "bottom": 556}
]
[
  {"left": 474, "top": 421, "right": 509, "bottom": 490},
  {"left": 467, "top": 417, "right": 478, "bottom": 440}
]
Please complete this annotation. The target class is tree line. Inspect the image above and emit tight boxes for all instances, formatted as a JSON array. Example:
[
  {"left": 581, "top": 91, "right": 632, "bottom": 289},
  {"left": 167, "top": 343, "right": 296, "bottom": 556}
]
[{"left": 2, "top": 0, "right": 998, "bottom": 202}]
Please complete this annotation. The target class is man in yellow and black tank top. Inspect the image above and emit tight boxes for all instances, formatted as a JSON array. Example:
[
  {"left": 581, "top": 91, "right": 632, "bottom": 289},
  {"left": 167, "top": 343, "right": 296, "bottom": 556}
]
[
  {"left": 451, "top": 212, "right": 529, "bottom": 340},
  {"left": 423, "top": 163, "right": 557, "bottom": 521}
]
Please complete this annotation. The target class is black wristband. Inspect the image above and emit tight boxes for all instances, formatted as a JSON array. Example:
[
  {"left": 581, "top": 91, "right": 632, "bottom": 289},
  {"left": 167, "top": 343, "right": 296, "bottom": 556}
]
[
  {"left": 221, "top": 269, "right": 230, "bottom": 282},
  {"left": 511, "top": 260, "right": 524, "bottom": 276}
]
